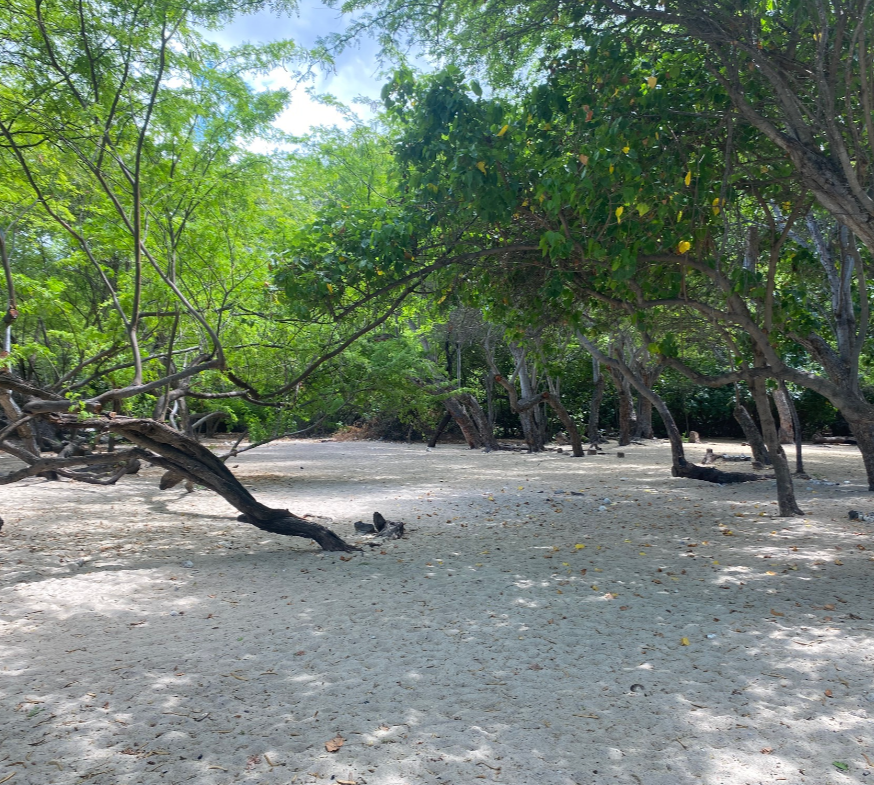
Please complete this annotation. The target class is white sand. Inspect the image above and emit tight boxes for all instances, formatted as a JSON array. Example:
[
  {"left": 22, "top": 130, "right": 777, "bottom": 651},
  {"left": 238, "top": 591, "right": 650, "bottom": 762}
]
[{"left": 1, "top": 438, "right": 873, "bottom": 785}]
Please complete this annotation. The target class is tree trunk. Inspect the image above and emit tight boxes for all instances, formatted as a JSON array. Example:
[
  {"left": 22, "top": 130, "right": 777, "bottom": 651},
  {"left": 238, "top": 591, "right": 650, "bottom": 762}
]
[
  {"left": 587, "top": 363, "right": 605, "bottom": 445},
  {"left": 67, "top": 417, "right": 359, "bottom": 552},
  {"left": 443, "top": 396, "right": 483, "bottom": 449},
  {"left": 0, "top": 390, "right": 39, "bottom": 456},
  {"left": 428, "top": 411, "right": 452, "bottom": 448},
  {"left": 634, "top": 396, "right": 654, "bottom": 439},
  {"left": 733, "top": 404, "right": 771, "bottom": 465},
  {"left": 542, "top": 392, "right": 584, "bottom": 457},
  {"left": 518, "top": 408, "right": 543, "bottom": 452},
  {"left": 779, "top": 381, "right": 805, "bottom": 475},
  {"left": 750, "top": 377, "right": 803, "bottom": 516},
  {"left": 772, "top": 387, "right": 795, "bottom": 444},
  {"left": 847, "top": 419, "right": 874, "bottom": 491},
  {"left": 607, "top": 367, "right": 636, "bottom": 446},
  {"left": 459, "top": 392, "right": 499, "bottom": 451},
  {"left": 484, "top": 372, "right": 496, "bottom": 428},
  {"left": 493, "top": 372, "right": 545, "bottom": 453}
]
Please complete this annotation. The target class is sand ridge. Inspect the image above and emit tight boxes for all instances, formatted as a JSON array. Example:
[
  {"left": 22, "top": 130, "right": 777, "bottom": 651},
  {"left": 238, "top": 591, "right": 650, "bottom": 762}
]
[{"left": 0, "top": 438, "right": 872, "bottom": 784}]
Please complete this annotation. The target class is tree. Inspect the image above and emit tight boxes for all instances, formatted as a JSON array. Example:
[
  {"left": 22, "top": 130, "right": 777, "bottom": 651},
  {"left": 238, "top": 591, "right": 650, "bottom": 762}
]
[{"left": 340, "top": 0, "right": 874, "bottom": 253}]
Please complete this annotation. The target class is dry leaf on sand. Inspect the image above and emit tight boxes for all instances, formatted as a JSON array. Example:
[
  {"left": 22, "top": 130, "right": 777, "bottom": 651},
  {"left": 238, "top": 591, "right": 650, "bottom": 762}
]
[{"left": 325, "top": 736, "right": 345, "bottom": 753}]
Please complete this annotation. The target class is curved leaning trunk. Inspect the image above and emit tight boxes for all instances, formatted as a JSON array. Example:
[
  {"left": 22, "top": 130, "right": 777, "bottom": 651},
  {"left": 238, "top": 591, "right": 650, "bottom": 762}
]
[
  {"left": 458, "top": 392, "right": 500, "bottom": 452},
  {"left": 67, "top": 417, "right": 360, "bottom": 552},
  {"left": 733, "top": 404, "right": 771, "bottom": 465},
  {"left": 442, "top": 396, "right": 483, "bottom": 449}
]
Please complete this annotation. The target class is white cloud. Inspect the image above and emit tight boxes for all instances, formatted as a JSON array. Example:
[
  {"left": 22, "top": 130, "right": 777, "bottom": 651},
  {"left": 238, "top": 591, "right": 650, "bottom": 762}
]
[{"left": 202, "top": 2, "right": 387, "bottom": 141}]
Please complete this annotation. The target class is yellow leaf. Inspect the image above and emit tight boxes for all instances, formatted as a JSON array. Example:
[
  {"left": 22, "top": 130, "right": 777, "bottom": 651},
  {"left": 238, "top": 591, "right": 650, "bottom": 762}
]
[
  {"left": 684, "top": 171, "right": 692, "bottom": 186},
  {"left": 579, "top": 153, "right": 589, "bottom": 165},
  {"left": 575, "top": 544, "right": 585, "bottom": 549},
  {"left": 622, "top": 145, "right": 630, "bottom": 154},
  {"left": 497, "top": 124, "right": 509, "bottom": 137},
  {"left": 476, "top": 161, "right": 487, "bottom": 174},
  {"left": 326, "top": 283, "right": 334, "bottom": 293},
  {"left": 677, "top": 210, "right": 683, "bottom": 222},
  {"left": 609, "top": 164, "right": 614, "bottom": 174},
  {"left": 678, "top": 240, "right": 691, "bottom": 254},
  {"left": 680, "top": 637, "right": 690, "bottom": 646},
  {"left": 562, "top": 562, "right": 569, "bottom": 566},
  {"left": 518, "top": 486, "right": 524, "bottom": 490},
  {"left": 712, "top": 560, "right": 719, "bottom": 565},
  {"left": 615, "top": 205, "right": 624, "bottom": 222},
  {"left": 766, "top": 570, "right": 777, "bottom": 575},
  {"left": 647, "top": 75, "right": 657, "bottom": 89}
]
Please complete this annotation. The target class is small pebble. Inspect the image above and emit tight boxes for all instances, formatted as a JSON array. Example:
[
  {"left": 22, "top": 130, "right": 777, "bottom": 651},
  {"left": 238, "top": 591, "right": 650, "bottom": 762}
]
[
  {"left": 603, "top": 498, "right": 612, "bottom": 504},
  {"left": 181, "top": 560, "right": 194, "bottom": 568},
  {"left": 598, "top": 505, "right": 607, "bottom": 512},
  {"left": 170, "top": 611, "right": 179, "bottom": 617},
  {"left": 630, "top": 684, "right": 646, "bottom": 694}
]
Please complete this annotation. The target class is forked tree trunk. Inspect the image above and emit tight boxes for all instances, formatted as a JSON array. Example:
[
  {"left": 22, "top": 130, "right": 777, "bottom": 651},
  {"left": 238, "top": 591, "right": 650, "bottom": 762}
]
[
  {"left": 493, "top": 373, "right": 545, "bottom": 453},
  {"left": 443, "top": 397, "right": 483, "bottom": 449},
  {"left": 750, "top": 377, "right": 803, "bottom": 516},
  {"left": 458, "top": 392, "right": 499, "bottom": 451},
  {"left": 733, "top": 403, "right": 771, "bottom": 465}
]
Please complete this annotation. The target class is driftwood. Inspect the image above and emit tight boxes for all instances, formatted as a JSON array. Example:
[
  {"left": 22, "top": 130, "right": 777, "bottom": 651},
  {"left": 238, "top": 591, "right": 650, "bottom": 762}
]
[
  {"left": 813, "top": 433, "right": 858, "bottom": 445},
  {"left": 672, "top": 457, "right": 767, "bottom": 484},
  {"left": 354, "top": 511, "right": 404, "bottom": 540}
]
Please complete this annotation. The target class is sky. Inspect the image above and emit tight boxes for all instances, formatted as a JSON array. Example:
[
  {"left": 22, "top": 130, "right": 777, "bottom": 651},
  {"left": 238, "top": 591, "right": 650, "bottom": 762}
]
[{"left": 203, "top": 2, "right": 391, "bottom": 141}]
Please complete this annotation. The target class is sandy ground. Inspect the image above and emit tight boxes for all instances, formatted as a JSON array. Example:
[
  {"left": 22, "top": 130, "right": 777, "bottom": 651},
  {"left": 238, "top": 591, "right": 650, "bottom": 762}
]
[{"left": 1, "top": 437, "right": 873, "bottom": 785}]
